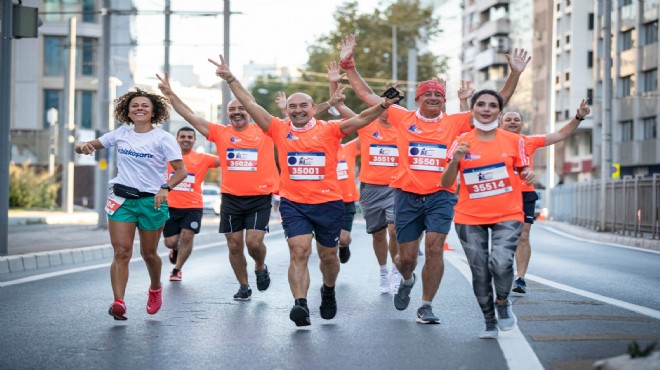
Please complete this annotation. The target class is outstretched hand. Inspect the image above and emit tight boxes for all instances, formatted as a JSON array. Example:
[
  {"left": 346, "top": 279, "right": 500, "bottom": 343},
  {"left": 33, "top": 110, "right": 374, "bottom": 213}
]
[
  {"left": 275, "top": 91, "right": 287, "bottom": 112},
  {"left": 457, "top": 80, "right": 474, "bottom": 100},
  {"left": 504, "top": 48, "right": 532, "bottom": 74},
  {"left": 326, "top": 61, "right": 346, "bottom": 83},
  {"left": 328, "top": 84, "right": 348, "bottom": 106},
  {"left": 339, "top": 34, "right": 357, "bottom": 62},
  {"left": 576, "top": 98, "right": 590, "bottom": 118},
  {"left": 208, "top": 54, "right": 233, "bottom": 81},
  {"left": 156, "top": 73, "right": 172, "bottom": 96}
]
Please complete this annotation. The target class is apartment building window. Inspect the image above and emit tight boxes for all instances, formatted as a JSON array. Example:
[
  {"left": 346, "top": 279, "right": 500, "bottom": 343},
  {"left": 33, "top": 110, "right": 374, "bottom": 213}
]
[
  {"left": 82, "top": 0, "right": 97, "bottom": 23},
  {"left": 642, "top": 69, "right": 657, "bottom": 92},
  {"left": 643, "top": 21, "right": 658, "bottom": 45},
  {"left": 43, "top": 90, "right": 62, "bottom": 129},
  {"left": 620, "top": 0, "right": 633, "bottom": 6},
  {"left": 43, "top": 36, "right": 97, "bottom": 77},
  {"left": 588, "top": 13, "right": 594, "bottom": 30},
  {"left": 620, "top": 120, "right": 634, "bottom": 141},
  {"left": 565, "top": 34, "right": 571, "bottom": 45},
  {"left": 587, "top": 51, "right": 593, "bottom": 68},
  {"left": 620, "top": 75, "right": 634, "bottom": 96},
  {"left": 643, "top": 117, "right": 657, "bottom": 139},
  {"left": 557, "top": 3, "right": 560, "bottom": 11},
  {"left": 555, "top": 111, "right": 562, "bottom": 121},
  {"left": 566, "top": 0, "right": 571, "bottom": 6},
  {"left": 79, "top": 37, "right": 97, "bottom": 76},
  {"left": 565, "top": 72, "right": 570, "bottom": 81},
  {"left": 78, "top": 91, "right": 95, "bottom": 129},
  {"left": 620, "top": 29, "right": 634, "bottom": 51},
  {"left": 44, "top": 36, "right": 64, "bottom": 76},
  {"left": 44, "top": 0, "right": 97, "bottom": 23},
  {"left": 565, "top": 109, "right": 570, "bottom": 119},
  {"left": 587, "top": 88, "right": 594, "bottom": 103},
  {"left": 556, "top": 75, "right": 560, "bottom": 84}
]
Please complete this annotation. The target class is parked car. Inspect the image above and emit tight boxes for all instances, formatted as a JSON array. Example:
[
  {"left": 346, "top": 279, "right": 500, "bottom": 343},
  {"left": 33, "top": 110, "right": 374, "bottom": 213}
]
[{"left": 202, "top": 184, "right": 221, "bottom": 215}]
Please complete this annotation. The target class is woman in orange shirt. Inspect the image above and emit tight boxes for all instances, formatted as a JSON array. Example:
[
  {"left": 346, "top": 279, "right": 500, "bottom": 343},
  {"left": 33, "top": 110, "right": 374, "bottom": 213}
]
[{"left": 441, "top": 90, "right": 535, "bottom": 339}]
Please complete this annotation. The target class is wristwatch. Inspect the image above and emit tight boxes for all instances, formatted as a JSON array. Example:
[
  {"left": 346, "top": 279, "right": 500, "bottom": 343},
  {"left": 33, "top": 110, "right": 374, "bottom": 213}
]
[
  {"left": 575, "top": 114, "right": 585, "bottom": 121},
  {"left": 160, "top": 183, "right": 172, "bottom": 191}
]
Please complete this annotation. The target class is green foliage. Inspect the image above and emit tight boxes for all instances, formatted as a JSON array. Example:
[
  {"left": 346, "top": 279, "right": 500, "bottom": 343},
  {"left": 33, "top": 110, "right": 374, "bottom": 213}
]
[
  {"left": 9, "top": 162, "right": 60, "bottom": 208},
  {"left": 627, "top": 341, "right": 657, "bottom": 358},
  {"left": 249, "top": 0, "right": 447, "bottom": 116}
]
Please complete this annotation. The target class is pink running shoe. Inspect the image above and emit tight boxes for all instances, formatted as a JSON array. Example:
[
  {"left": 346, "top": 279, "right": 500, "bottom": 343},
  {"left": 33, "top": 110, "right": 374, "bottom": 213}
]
[
  {"left": 146, "top": 284, "right": 162, "bottom": 315},
  {"left": 169, "top": 269, "right": 182, "bottom": 282},
  {"left": 109, "top": 299, "right": 127, "bottom": 320}
]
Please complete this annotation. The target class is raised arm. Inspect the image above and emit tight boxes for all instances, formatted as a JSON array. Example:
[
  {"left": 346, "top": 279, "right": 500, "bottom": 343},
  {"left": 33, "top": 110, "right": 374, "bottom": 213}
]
[
  {"left": 325, "top": 61, "right": 357, "bottom": 119},
  {"left": 209, "top": 55, "right": 273, "bottom": 132},
  {"left": 157, "top": 73, "right": 211, "bottom": 137},
  {"left": 499, "top": 48, "right": 532, "bottom": 105},
  {"left": 458, "top": 80, "right": 474, "bottom": 112},
  {"left": 339, "top": 34, "right": 383, "bottom": 106},
  {"left": 545, "top": 99, "right": 590, "bottom": 146},
  {"left": 339, "top": 88, "right": 403, "bottom": 136}
]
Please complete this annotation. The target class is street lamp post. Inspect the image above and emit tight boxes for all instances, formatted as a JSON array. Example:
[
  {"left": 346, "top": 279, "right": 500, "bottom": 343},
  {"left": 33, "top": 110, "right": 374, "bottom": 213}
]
[{"left": 47, "top": 107, "right": 58, "bottom": 177}]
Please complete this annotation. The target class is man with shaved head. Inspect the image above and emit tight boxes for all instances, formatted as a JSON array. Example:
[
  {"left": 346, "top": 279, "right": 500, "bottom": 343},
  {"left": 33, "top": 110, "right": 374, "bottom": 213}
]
[{"left": 210, "top": 54, "right": 404, "bottom": 327}]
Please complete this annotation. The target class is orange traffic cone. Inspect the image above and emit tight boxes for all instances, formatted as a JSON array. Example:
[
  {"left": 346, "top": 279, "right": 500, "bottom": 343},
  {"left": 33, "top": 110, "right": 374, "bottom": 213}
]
[{"left": 444, "top": 242, "right": 455, "bottom": 251}]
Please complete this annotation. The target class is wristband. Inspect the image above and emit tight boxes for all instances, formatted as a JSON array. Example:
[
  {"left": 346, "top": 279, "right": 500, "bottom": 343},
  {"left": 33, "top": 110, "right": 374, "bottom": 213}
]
[
  {"left": 339, "top": 58, "right": 355, "bottom": 70},
  {"left": 575, "top": 114, "right": 585, "bottom": 121},
  {"left": 380, "top": 104, "right": 388, "bottom": 110},
  {"left": 226, "top": 77, "right": 236, "bottom": 84}
]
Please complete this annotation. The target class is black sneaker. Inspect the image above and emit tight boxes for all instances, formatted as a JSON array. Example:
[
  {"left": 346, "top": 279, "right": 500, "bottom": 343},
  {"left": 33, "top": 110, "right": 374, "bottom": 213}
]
[
  {"left": 289, "top": 305, "right": 311, "bottom": 327},
  {"left": 512, "top": 277, "right": 527, "bottom": 294},
  {"left": 233, "top": 284, "right": 252, "bottom": 301},
  {"left": 338, "top": 246, "right": 351, "bottom": 264},
  {"left": 319, "top": 286, "right": 337, "bottom": 320},
  {"left": 168, "top": 249, "right": 178, "bottom": 265},
  {"left": 255, "top": 266, "right": 271, "bottom": 291}
]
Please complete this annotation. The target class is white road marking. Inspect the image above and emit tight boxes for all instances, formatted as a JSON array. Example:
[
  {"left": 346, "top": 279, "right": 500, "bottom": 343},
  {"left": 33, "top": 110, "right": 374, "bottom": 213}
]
[{"left": 536, "top": 224, "right": 660, "bottom": 255}]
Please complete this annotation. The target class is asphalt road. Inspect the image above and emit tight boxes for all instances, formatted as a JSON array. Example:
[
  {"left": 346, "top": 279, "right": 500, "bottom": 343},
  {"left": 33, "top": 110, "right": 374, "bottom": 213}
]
[{"left": 1, "top": 217, "right": 659, "bottom": 370}]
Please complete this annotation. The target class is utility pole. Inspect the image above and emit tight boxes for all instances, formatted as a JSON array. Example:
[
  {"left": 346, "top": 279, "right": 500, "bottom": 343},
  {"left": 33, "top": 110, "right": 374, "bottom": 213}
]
[
  {"left": 61, "top": 17, "right": 77, "bottom": 213},
  {"left": 406, "top": 46, "right": 417, "bottom": 110},
  {"left": 600, "top": 0, "right": 613, "bottom": 231},
  {"left": 221, "top": 0, "right": 231, "bottom": 125},
  {"left": 392, "top": 25, "right": 398, "bottom": 83},
  {"left": 0, "top": 0, "right": 13, "bottom": 256},
  {"left": 163, "top": 0, "right": 171, "bottom": 132},
  {"left": 547, "top": 0, "right": 558, "bottom": 214},
  {"left": 95, "top": 1, "right": 111, "bottom": 228}
]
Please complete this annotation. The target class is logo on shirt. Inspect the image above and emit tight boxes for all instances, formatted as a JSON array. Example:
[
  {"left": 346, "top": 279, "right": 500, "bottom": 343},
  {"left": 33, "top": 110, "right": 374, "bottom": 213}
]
[
  {"left": 478, "top": 172, "right": 494, "bottom": 181},
  {"left": 372, "top": 130, "right": 383, "bottom": 139},
  {"left": 230, "top": 136, "right": 241, "bottom": 143},
  {"left": 407, "top": 124, "right": 422, "bottom": 134},
  {"left": 117, "top": 147, "right": 154, "bottom": 159},
  {"left": 285, "top": 132, "right": 299, "bottom": 141},
  {"left": 465, "top": 152, "right": 480, "bottom": 160}
]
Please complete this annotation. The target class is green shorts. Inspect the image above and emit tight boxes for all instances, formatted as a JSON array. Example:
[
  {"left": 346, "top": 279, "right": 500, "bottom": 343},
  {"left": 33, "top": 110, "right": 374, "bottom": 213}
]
[{"left": 108, "top": 197, "right": 169, "bottom": 231}]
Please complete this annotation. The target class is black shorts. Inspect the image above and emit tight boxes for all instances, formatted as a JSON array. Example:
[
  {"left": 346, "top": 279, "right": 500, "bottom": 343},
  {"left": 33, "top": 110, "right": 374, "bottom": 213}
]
[
  {"left": 522, "top": 191, "right": 540, "bottom": 224},
  {"left": 163, "top": 207, "right": 203, "bottom": 237},
  {"left": 219, "top": 193, "right": 272, "bottom": 233},
  {"left": 342, "top": 202, "right": 357, "bottom": 232}
]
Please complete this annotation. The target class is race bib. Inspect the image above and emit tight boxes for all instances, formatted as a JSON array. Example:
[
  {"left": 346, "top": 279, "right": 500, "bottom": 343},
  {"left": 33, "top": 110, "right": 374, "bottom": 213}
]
[
  {"left": 227, "top": 148, "right": 258, "bottom": 171},
  {"left": 105, "top": 189, "right": 126, "bottom": 215},
  {"left": 369, "top": 144, "right": 399, "bottom": 167},
  {"left": 171, "top": 173, "right": 195, "bottom": 192},
  {"left": 287, "top": 152, "right": 325, "bottom": 180},
  {"left": 337, "top": 160, "right": 349, "bottom": 180},
  {"left": 408, "top": 142, "right": 446, "bottom": 172},
  {"left": 463, "top": 163, "right": 513, "bottom": 199}
]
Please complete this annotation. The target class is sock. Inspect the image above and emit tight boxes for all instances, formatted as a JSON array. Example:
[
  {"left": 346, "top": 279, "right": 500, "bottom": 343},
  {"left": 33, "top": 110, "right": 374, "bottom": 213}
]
[
  {"left": 391, "top": 264, "right": 399, "bottom": 274},
  {"left": 295, "top": 298, "right": 308, "bottom": 307},
  {"left": 323, "top": 284, "right": 335, "bottom": 293},
  {"left": 421, "top": 300, "right": 432, "bottom": 307},
  {"left": 402, "top": 275, "right": 415, "bottom": 286},
  {"left": 172, "top": 268, "right": 180, "bottom": 274},
  {"left": 380, "top": 265, "right": 388, "bottom": 275}
]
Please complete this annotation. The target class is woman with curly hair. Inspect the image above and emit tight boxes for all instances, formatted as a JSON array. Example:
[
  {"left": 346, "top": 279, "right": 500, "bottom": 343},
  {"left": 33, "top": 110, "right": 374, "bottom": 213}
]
[{"left": 74, "top": 87, "right": 187, "bottom": 320}]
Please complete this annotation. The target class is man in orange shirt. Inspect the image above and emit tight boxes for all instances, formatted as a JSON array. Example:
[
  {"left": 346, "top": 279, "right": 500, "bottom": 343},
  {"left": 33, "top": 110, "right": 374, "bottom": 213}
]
[
  {"left": 210, "top": 54, "right": 403, "bottom": 327},
  {"left": 339, "top": 34, "right": 530, "bottom": 324},
  {"left": 163, "top": 127, "right": 220, "bottom": 281},
  {"left": 158, "top": 74, "right": 279, "bottom": 301},
  {"left": 500, "top": 99, "right": 590, "bottom": 294}
]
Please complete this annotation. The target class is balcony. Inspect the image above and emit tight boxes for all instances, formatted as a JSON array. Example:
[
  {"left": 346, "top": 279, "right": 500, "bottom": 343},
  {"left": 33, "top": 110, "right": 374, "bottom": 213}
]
[
  {"left": 476, "top": 0, "right": 509, "bottom": 13},
  {"left": 475, "top": 18, "right": 510, "bottom": 42},
  {"left": 473, "top": 48, "right": 508, "bottom": 70}
]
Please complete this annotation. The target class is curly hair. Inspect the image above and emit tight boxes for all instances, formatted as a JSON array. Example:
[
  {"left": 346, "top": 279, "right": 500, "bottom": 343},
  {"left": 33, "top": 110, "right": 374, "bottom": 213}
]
[{"left": 114, "top": 87, "right": 171, "bottom": 124}]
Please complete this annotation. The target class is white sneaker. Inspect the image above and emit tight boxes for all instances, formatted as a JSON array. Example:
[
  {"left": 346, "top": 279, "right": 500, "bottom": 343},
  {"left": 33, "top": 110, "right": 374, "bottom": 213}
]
[
  {"left": 390, "top": 269, "right": 401, "bottom": 294},
  {"left": 379, "top": 273, "right": 390, "bottom": 294}
]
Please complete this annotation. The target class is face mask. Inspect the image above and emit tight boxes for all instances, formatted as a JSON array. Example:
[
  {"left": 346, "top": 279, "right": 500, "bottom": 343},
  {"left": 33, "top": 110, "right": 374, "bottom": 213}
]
[{"left": 473, "top": 118, "right": 499, "bottom": 131}]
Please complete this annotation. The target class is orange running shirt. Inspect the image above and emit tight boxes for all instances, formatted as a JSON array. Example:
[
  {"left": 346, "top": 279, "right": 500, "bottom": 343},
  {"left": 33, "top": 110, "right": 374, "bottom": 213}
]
[
  {"left": 447, "top": 128, "right": 529, "bottom": 225},
  {"left": 206, "top": 123, "right": 279, "bottom": 196},
  {"left": 266, "top": 117, "right": 345, "bottom": 204},
  {"left": 386, "top": 106, "right": 472, "bottom": 195},
  {"left": 357, "top": 119, "right": 400, "bottom": 185},
  {"left": 167, "top": 151, "right": 219, "bottom": 208},
  {"left": 337, "top": 138, "right": 360, "bottom": 202},
  {"left": 520, "top": 134, "right": 546, "bottom": 192}
]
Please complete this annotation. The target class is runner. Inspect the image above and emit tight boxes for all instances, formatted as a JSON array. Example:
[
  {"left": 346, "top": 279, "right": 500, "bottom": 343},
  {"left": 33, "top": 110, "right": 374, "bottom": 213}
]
[
  {"left": 157, "top": 73, "right": 278, "bottom": 301},
  {"left": 336, "top": 138, "right": 360, "bottom": 263},
  {"left": 163, "top": 127, "right": 220, "bottom": 282},
  {"left": 210, "top": 54, "right": 403, "bottom": 326},
  {"left": 442, "top": 89, "right": 535, "bottom": 338}
]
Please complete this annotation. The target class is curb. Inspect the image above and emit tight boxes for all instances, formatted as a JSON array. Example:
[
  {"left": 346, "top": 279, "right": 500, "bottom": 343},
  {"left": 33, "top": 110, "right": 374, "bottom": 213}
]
[{"left": 539, "top": 220, "right": 660, "bottom": 252}]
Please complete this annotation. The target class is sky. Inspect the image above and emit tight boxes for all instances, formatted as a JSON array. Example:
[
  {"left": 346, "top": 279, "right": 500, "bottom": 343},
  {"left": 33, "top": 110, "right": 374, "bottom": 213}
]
[{"left": 133, "top": 0, "right": 382, "bottom": 85}]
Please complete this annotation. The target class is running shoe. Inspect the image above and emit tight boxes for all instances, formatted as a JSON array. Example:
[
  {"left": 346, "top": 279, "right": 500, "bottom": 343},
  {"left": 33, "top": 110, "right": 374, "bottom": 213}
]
[
  {"left": 233, "top": 284, "right": 252, "bottom": 301},
  {"left": 393, "top": 273, "right": 416, "bottom": 311},
  {"left": 512, "top": 277, "right": 527, "bottom": 294},
  {"left": 169, "top": 249, "right": 178, "bottom": 265},
  {"left": 289, "top": 304, "right": 311, "bottom": 327},
  {"left": 255, "top": 266, "right": 271, "bottom": 291},
  {"left": 319, "top": 286, "right": 337, "bottom": 320},
  {"left": 338, "top": 246, "right": 351, "bottom": 264},
  {"left": 416, "top": 304, "right": 440, "bottom": 324},
  {"left": 379, "top": 272, "right": 390, "bottom": 294},
  {"left": 169, "top": 269, "right": 182, "bottom": 282},
  {"left": 496, "top": 300, "right": 517, "bottom": 331},
  {"left": 146, "top": 284, "right": 162, "bottom": 315},
  {"left": 479, "top": 321, "right": 499, "bottom": 339},
  {"left": 108, "top": 299, "right": 127, "bottom": 321},
  {"left": 390, "top": 268, "right": 401, "bottom": 294}
]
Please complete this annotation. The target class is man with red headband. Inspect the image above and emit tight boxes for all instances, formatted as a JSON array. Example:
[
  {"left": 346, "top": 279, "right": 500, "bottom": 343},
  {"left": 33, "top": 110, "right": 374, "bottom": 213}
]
[{"left": 339, "top": 34, "right": 531, "bottom": 324}]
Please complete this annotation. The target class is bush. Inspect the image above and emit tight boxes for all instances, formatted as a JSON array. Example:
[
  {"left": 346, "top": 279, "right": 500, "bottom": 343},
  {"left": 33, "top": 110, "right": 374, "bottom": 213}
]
[{"left": 9, "top": 162, "right": 60, "bottom": 208}]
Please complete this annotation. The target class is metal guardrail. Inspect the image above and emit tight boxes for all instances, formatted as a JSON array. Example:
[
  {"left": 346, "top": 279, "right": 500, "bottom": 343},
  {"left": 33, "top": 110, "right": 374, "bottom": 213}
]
[{"left": 550, "top": 173, "right": 660, "bottom": 239}]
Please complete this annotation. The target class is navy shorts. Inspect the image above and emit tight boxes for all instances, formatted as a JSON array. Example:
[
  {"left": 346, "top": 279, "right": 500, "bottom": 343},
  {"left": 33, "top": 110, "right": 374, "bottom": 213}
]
[
  {"left": 342, "top": 202, "right": 357, "bottom": 232},
  {"left": 393, "top": 189, "right": 457, "bottom": 243},
  {"left": 279, "top": 197, "right": 344, "bottom": 247},
  {"left": 163, "top": 207, "right": 203, "bottom": 237},
  {"left": 522, "top": 191, "right": 539, "bottom": 224},
  {"left": 219, "top": 193, "right": 272, "bottom": 233}
]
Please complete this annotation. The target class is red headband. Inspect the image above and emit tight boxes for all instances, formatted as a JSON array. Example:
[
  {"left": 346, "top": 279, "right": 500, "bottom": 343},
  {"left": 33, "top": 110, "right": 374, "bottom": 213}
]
[{"left": 415, "top": 81, "right": 445, "bottom": 100}]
